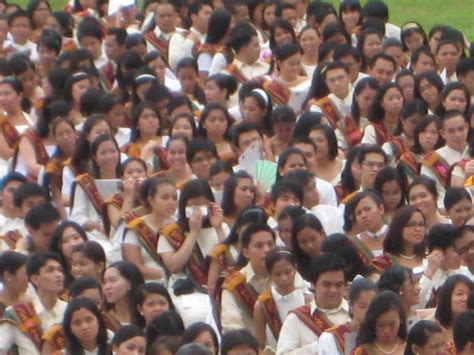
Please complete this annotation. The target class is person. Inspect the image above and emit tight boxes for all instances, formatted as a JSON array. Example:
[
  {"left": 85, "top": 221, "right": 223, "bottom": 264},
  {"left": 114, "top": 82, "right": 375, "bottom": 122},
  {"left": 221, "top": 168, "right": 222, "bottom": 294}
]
[
  {"left": 96, "top": 93, "right": 130, "bottom": 148},
  {"left": 366, "top": 52, "right": 397, "bottom": 86},
  {"left": 102, "top": 261, "right": 145, "bottom": 331},
  {"left": 352, "top": 290, "right": 407, "bottom": 355},
  {"left": 410, "top": 46, "right": 436, "bottom": 75},
  {"left": 204, "top": 74, "right": 238, "bottom": 108},
  {"left": 111, "top": 324, "right": 146, "bottom": 355},
  {"left": 453, "top": 225, "right": 474, "bottom": 280},
  {"left": 221, "top": 329, "right": 259, "bottom": 355},
  {"left": 276, "top": 253, "right": 350, "bottom": 354},
  {"left": 374, "top": 167, "right": 407, "bottom": 223},
  {"left": 436, "top": 39, "right": 462, "bottom": 84},
  {"left": 145, "top": 310, "right": 184, "bottom": 352},
  {"left": 414, "top": 71, "right": 444, "bottom": 114},
  {"left": 0, "top": 252, "right": 66, "bottom": 355},
  {"left": 404, "top": 320, "right": 445, "bottom": 355},
  {"left": 355, "top": 144, "right": 387, "bottom": 192},
  {"left": 70, "top": 241, "right": 106, "bottom": 283},
  {"left": 421, "top": 110, "right": 469, "bottom": 207},
  {"left": 4, "top": 10, "right": 38, "bottom": 61},
  {"left": 136, "top": 282, "right": 175, "bottom": 329},
  {"left": 434, "top": 275, "right": 473, "bottom": 342},
  {"left": 0, "top": 251, "right": 29, "bottom": 316},
  {"left": 181, "top": 322, "right": 219, "bottom": 355},
  {"left": 299, "top": 26, "right": 321, "bottom": 79},
  {"left": 335, "top": 146, "right": 362, "bottom": 201},
  {"left": 186, "top": 137, "right": 219, "bottom": 181},
  {"left": 253, "top": 247, "right": 309, "bottom": 351},
  {"left": 444, "top": 187, "right": 472, "bottom": 227},
  {"left": 221, "top": 171, "right": 256, "bottom": 228},
  {"left": 62, "top": 296, "right": 109, "bottom": 355},
  {"left": 318, "top": 278, "right": 378, "bottom": 355},
  {"left": 176, "top": 58, "right": 206, "bottom": 114},
  {"left": 68, "top": 277, "right": 102, "bottom": 307},
  {"left": 453, "top": 310, "right": 474, "bottom": 355},
  {"left": 220, "top": 223, "right": 275, "bottom": 333},
  {"left": 123, "top": 178, "right": 178, "bottom": 281},
  {"left": 156, "top": 135, "right": 193, "bottom": 188},
  {"left": 240, "top": 89, "right": 273, "bottom": 136},
  {"left": 269, "top": 105, "right": 297, "bottom": 157}
]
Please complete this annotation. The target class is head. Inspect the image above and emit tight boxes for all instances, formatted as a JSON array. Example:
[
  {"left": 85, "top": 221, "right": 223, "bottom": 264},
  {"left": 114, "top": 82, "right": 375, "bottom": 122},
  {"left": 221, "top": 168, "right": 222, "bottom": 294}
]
[
  {"left": 411, "top": 46, "right": 436, "bottom": 75},
  {"left": 186, "top": 137, "right": 218, "bottom": 180},
  {"left": 89, "top": 134, "right": 121, "bottom": 178},
  {"left": 130, "top": 101, "right": 161, "bottom": 141},
  {"left": 411, "top": 114, "right": 441, "bottom": 154},
  {"left": 112, "top": 325, "right": 146, "bottom": 355},
  {"left": 178, "top": 179, "right": 215, "bottom": 230},
  {"left": 277, "top": 147, "right": 307, "bottom": 179},
  {"left": 68, "top": 277, "right": 102, "bottom": 307},
  {"left": 136, "top": 282, "right": 175, "bottom": 328},
  {"left": 348, "top": 277, "right": 378, "bottom": 325},
  {"left": 170, "top": 113, "right": 197, "bottom": 140},
  {"left": 453, "top": 310, "right": 474, "bottom": 354},
  {"left": 285, "top": 168, "right": 319, "bottom": 209},
  {"left": 407, "top": 176, "right": 438, "bottom": 218},
  {"left": 405, "top": 320, "right": 444, "bottom": 355},
  {"left": 0, "top": 251, "right": 28, "bottom": 294},
  {"left": 50, "top": 221, "right": 87, "bottom": 268},
  {"left": 435, "top": 274, "right": 473, "bottom": 328},
  {"left": 377, "top": 266, "right": 421, "bottom": 309},
  {"left": 444, "top": 187, "right": 472, "bottom": 227},
  {"left": 221, "top": 329, "right": 259, "bottom": 355},
  {"left": 198, "top": 103, "right": 233, "bottom": 140},
  {"left": 427, "top": 223, "right": 462, "bottom": 271},
  {"left": 221, "top": 171, "right": 256, "bottom": 217},
  {"left": 439, "top": 110, "right": 469, "bottom": 152},
  {"left": 270, "top": 178, "right": 303, "bottom": 219},
  {"left": 358, "top": 145, "right": 387, "bottom": 189},
  {"left": 368, "top": 82, "right": 404, "bottom": 123},
  {"left": 27, "top": 251, "right": 64, "bottom": 294},
  {"left": 230, "top": 122, "right": 264, "bottom": 158},
  {"left": 25, "top": 203, "right": 60, "bottom": 252},
  {"left": 440, "top": 82, "right": 470, "bottom": 117},
  {"left": 367, "top": 52, "right": 396, "bottom": 86},
  {"left": 71, "top": 241, "right": 106, "bottom": 283},
  {"left": 291, "top": 213, "right": 325, "bottom": 266},
  {"left": 353, "top": 191, "right": 385, "bottom": 234},
  {"left": 239, "top": 223, "right": 276, "bottom": 272},
  {"left": 454, "top": 225, "right": 474, "bottom": 274},
  {"left": 373, "top": 167, "right": 406, "bottom": 212},
  {"left": 77, "top": 17, "right": 103, "bottom": 60},
  {"left": 181, "top": 322, "right": 219, "bottom": 355}
]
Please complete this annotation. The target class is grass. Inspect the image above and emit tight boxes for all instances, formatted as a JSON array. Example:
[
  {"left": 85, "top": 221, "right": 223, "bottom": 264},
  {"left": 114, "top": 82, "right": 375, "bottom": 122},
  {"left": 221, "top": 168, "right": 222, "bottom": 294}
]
[{"left": 14, "top": 0, "right": 474, "bottom": 41}]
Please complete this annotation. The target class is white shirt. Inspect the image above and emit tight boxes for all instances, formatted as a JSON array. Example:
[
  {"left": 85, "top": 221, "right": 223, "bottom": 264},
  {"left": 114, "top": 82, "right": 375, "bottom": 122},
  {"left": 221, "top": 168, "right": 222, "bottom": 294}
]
[
  {"left": 4, "top": 39, "right": 38, "bottom": 61},
  {"left": 0, "top": 296, "right": 67, "bottom": 355},
  {"left": 420, "top": 145, "right": 470, "bottom": 208},
  {"left": 310, "top": 92, "right": 353, "bottom": 118},
  {"left": 93, "top": 52, "right": 108, "bottom": 70},
  {"left": 209, "top": 52, "right": 229, "bottom": 76},
  {"left": 223, "top": 58, "right": 270, "bottom": 82},
  {"left": 0, "top": 215, "right": 27, "bottom": 251},
  {"left": 310, "top": 205, "right": 344, "bottom": 235},
  {"left": 168, "top": 27, "right": 206, "bottom": 72},
  {"left": 276, "top": 300, "right": 350, "bottom": 355},
  {"left": 385, "top": 23, "right": 401, "bottom": 40},
  {"left": 315, "top": 178, "right": 338, "bottom": 207},
  {"left": 114, "top": 127, "right": 131, "bottom": 148},
  {"left": 439, "top": 67, "right": 457, "bottom": 84}
]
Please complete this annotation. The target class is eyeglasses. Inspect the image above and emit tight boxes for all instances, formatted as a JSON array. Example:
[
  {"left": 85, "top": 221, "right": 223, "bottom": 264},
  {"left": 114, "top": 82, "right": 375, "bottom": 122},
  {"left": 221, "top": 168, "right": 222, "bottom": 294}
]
[
  {"left": 191, "top": 153, "right": 215, "bottom": 165},
  {"left": 456, "top": 240, "right": 474, "bottom": 255},
  {"left": 404, "top": 221, "right": 426, "bottom": 229}
]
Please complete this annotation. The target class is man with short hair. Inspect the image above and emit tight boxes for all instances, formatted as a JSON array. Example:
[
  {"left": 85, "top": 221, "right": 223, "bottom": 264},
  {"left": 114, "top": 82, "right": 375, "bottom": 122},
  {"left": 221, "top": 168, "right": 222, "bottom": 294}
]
[
  {"left": 367, "top": 52, "right": 396, "bottom": 86},
  {"left": 456, "top": 57, "right": 474, "bottom": 102},
  {"left": 276, "top": 253, "right": 350, "bottom": 354},
  {"left": 186, "top": 137, "right": 219, "bottom": 181},
  {"left": 333, "top": 44, "right": 367, "bottom": 86},
  {"left": 4, "top": 10, "right": 37, "bottom": 61},
  {"left": 358, "top": 145, "right": 387, "bottom": 191},
  {"left": 453, "top": 225, "right": 474, "bottom": 281},
  {"left": 0, "top": 252, "right": 66, "bottom": 355},
  {"left": 453, "top": 310, "right": 474, "bottom": 355}
]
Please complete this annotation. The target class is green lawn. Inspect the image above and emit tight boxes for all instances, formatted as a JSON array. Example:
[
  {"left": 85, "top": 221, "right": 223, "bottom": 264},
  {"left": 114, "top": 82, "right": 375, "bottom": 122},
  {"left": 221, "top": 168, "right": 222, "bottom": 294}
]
[{"left": 15, "top": 0, "right": 474, "bottom": 41}]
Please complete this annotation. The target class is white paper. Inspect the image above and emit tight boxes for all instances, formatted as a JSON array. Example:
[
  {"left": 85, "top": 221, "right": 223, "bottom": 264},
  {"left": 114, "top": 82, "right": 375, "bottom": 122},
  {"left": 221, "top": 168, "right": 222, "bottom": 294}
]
[
  {"left": 94, "top": 179, "right": 121, "bottom": 199},
  {"left": 237, "top": 142, "right": 262, "bottom": 179},
  {"left": 288, "top": 87, "right": 307, "bottom": 113},
  {"left": 108, "top": 0, "right": 135, "bottom": 16}
]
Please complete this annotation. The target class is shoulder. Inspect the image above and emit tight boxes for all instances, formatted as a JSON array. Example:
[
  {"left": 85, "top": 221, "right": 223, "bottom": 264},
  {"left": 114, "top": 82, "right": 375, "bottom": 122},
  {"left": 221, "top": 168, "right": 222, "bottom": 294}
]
[{"left": 222, "top": 270, "right": 246, "bottom": 291}]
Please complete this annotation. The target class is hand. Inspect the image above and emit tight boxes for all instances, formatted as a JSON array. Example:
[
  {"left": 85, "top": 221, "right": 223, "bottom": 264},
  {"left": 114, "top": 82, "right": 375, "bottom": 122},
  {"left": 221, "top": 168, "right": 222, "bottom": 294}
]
[
  {"left": 188, "top": 207, "right": 203, "bottom": 235},
  {"left": 141, "top": 140, "right": 161, "bottom": 159},
  {"left": 208, "top": 203, "right": 223, "bottom": 228},
  {"left": 465, "top": 160, "right": 474, "bottom": 178},
  {"left": 425, "top": 249, "right": 444, "bottom": 279},
  {"left": 262, "top": 135, "right": 275, "bottom": 162},
  {"left": 122, "top": 177, "right": 135, "bottom": 196}
]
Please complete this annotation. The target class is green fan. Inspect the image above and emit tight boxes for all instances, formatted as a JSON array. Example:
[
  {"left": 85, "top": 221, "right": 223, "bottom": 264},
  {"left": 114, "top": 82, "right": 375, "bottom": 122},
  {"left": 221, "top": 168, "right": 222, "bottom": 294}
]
[{"left": 256, "top": 160, "right": 277, "bottom": 190}]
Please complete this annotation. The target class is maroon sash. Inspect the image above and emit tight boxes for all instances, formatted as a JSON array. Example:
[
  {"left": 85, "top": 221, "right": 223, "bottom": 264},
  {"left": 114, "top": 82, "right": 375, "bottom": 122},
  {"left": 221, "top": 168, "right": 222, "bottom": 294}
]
[
  {"left": 260, "top": 79, "right": 291, "bottom": 106},
  {"left": 399, "top": 151, "right": 421, "bottom": 181},
  {"left": 145, "top": 31, "right": 169, "bottom": 62},
  {"left": 225, "top": 63, "right": 249, "bottom": 84},
  {"left": 2, "top": 302, "right": 43, "bottom": 351},
  {"left": 13, "top": 128, "right": 49, "bottom": 181},
  {"left": 291, "top": 305, "right": 334, "bottom": 337},
  {"left": 422, "top": 152, "right": 451, "bottom": 188},
  {"left": 0, "top": 229, "right": 23, "bottom": 249},
  {"left": 100, "top": 61, "right": 115, "bottom": 90},
  {"left": 222, "top": 271, "right": 259, "bottom": 321},
  {"left": 314, "top": 97, "right": 341, "bottom": 128},
  {"left": 0, "top": 114, "right": 19, "bottom": 148},
  {"left": 372, "top": 121, "right": 393, "bottom": 145},
  {"left": 370, "top": 253, "right": 399, "bottom": 274},
  {"left": 338, "top": 115, "right": 362, "bottom": 148},
  {"left": 327, "top": 324, "right": 351, "bottom": 354},
  {"left": 258, "top": 291, "right": 282, "bottom": 341},
  {"left": 75, "top": 174, "right": 105, "bottom": 216},
  {"left": 102, "top": 311, "right": 121, "bottom": 332},
  {"left": 127, "top": 217, "right": 162, "bottom": 266}
]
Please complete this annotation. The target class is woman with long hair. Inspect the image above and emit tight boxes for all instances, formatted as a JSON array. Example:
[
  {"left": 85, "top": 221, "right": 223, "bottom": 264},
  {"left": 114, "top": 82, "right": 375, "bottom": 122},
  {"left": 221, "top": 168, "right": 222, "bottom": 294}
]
[
  {"left": 221, "top": 171, "right": 256, "bottom": 228},
  {"left": 374, "top": 167, "right": 407, "bottom": 223},
  {"left": 404, "top": 320, "right": 445, "bottom": 355},
  {"left": 414, "top": 71, "right": 444, "bottom": 114},
  {"left": 298, "top": 26, "right": 321, "bottom": 79}
]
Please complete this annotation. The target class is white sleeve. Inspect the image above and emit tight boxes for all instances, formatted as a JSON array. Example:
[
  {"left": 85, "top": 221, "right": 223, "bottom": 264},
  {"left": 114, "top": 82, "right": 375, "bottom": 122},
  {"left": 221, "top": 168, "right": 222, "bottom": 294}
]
[
  {"left": 197, "top": 52, "right": 213, "bottom": 73},
  {"left": 420, "top": 164, "right": 445, "bottom": 208},
  {"left": 0, "top": 322, "right": 14, "bottom": 354},
  {"left": 168, "top": 32, "right": 188, "bottom": 72},
  {"left": 61, "top": 165, "right": 75, "bottom": 199},
  {"left": 318, "top": 332, "right": 341, "bottom": 355},
  {"left": 382, "top": 142, "right": 396, "bottom": 167},
  {"left": 276, "top": 313, "right": 319, "bottom": 355},
  {"left": 209, "top": 53, "right": 228, "bottom": 76},
  {"left": 220, "top": 289, "right": 246, "bottom": 333},
  {"left": 316, "top": 178, "right": 338, "bottom": 207},
  {"left": 157, "top": 235, "right": 175, "bottom": 254},
  {"left": 416, "top": 275, "right": 435, "bottom": 309},
  {"left": 335, "top": 128, "right": 348, "bottom": 151},
  {"left": 361, "top": 124, "right": 377, "bottom": 144},
  {"left": 69, "top": 184, "right": 91, "bottom": 226},
  {"left": 123, "top": 229, "right": 140, "bottom": 247}
]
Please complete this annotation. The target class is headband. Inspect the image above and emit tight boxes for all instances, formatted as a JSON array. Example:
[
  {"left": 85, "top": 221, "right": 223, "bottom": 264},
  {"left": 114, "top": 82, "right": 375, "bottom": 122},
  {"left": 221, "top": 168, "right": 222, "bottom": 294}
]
[
  {"left": 134, "top": 74, "right": 157, "bottom": 84},
  {"left": 251, "top": 88, "right": 269, "bottom": 105},
  {"left": 402, "top": 22, "right": 421, "bottom": 32},
  {"left": 72, "top": 72, "right": 89, "bottom": 82}
]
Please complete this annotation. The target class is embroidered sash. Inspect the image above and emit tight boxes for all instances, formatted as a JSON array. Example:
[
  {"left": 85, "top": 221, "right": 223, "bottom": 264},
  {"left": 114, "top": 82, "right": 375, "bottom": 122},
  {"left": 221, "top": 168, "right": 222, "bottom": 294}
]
[
  {"left": 261, "top": 79, "right": 291, "bottom": 106},
  {"left": 422, "top": 152, "right": 451, "bottom": 188},
  {"left": 75, "top": 174, "right": 105, "bottom": 216},
  {"left": 222, "top": 271, "right": 259, "bottom": 320},
  {"left": 326, "top": 324, "right": 350, "bottom": 354},
  {"left": 208, "top": 243, "right": 234, "bottom": 271},
  {"left": 0, "top": 114, "right": 19, "bottom": 148},
  {"left": 196, "top": 43, "right": 216, "bottom": 59},
  {"left": 13, "top": 129, "right": 49, "bottom": 181},
  {"left": 127, "top": 217, "right": 162, "bottom": 266},
  {"left": 291, "top": 305, "right": 333, "bottom": 337},
  {"left": 161, "top": 223, "right": 207, "bottom": 288},
  {"left": 399, "top": 151, "right": 420, "bottom": 181},
  {"left": 315, "top": 97, "right": 342, "bottom": 128},
  {"left": 225, "top": 63, "right": 249, "bottom": 84},
  {"left": 122, "top": 142, "right": 141, "bottom": 158},
  {"left": 370, "top": 253, "right": 399, "bottom": 274},
  {"left": 352, "top": 344, "right": 373, "bottom": 355},
  {"left": 0, "top": 229, "right": 23, "bottom": 249},
  {"left": 2, "top": 302, "right": 43, "bottom": 351},
  {"left": 144, "top": 32, "right": 169, "bottom": 63},
  {"left": 217, "top": 45, "right": 234, "bottom": 65},
  {"left": 389, "top": 136, "right": 410, "bottom": 160},
  {"left": 338, "top": 115, "right": 362, "bottom": 148},
  {"left": 154, "top": 146, "right": 170, "bottom": 171},
  {"left": 372, "top": 121, "right": 392, "bottom": 145},
  {"left": 100, "top": 61, "right": 115, "bottom": 90},
  {"left": 349, "top": 236, "right": 375, "bottom": 266},
  {"left": 42, "top": 324, "right": 65, "bottom": 352},
  {"left": 258, "top": 291, "right": 282, "bottom": 341},
  {"left": 102, "top": 311, "right": 121, "bottom": 332}
]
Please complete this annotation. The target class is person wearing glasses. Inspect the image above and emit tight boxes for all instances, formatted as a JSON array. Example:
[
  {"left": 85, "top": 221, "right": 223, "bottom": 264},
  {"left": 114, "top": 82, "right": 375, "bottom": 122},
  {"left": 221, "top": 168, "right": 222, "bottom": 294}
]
[
  {"left": 186, "top": 137, "right": 218, "bottom": 182},
  {"left": 454, "top": 225, "right": 474, "bottom": 281}
]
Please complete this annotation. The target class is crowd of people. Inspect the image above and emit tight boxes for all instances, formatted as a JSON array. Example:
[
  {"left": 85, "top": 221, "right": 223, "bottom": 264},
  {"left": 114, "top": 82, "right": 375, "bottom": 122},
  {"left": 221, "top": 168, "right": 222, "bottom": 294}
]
[{"left": 0, "top": 0, "right": 474, "bottom": 354}]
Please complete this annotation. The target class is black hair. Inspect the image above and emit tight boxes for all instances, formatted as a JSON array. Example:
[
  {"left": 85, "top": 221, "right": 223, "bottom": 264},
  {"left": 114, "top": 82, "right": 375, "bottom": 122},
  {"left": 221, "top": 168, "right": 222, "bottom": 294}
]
[
  {"left": 368, "top": 82, "right": 403, "bottom": 123},
  {"left": 349, "top": 277, "right": 378, "bottom": 305},
  {"left": 265, "top": 246, "right": 296, "bottom": 273},
  {"left": 435, "top": 274, "right": 473, "bottom": 328},
  {"left": 51, "top": 11, "right": 74, "bottom": 37},
  {"left": 112, "top": 324, "right": 145, "bottom": 348},
  {"left": 130, "top": 101, "right": 161, "bottom": 142},
  {"left": 209, "top": 160, "right": 233, "bottom": 178},
  {"left": 269, "top": 18, "right": 296, "bottom": 51},
  {"left": 276, "top": 147, "right": 306, "bottom": 180},
  {"left": 63, "top": 297, "right": 108, "bottom": 355},
  {"left": 226, "top": 20, "right": 257, "bottom": 54},
  {"left": 414, "top": 71, "right": 444, "bottom": 104},
  {"left": 222, "top": 205, "right": 268, "bottom": 246},
  {"left": 273, "top": 42, "right": 301, "bottom": 73},
  {"left": 306, "top": 252, "right": 345, "bottom": 284},
  {"left": 340, "top": 146, "right": 362, "bottom": 194},
  {"left": 230, "top": 122, "right": 262, "bottom": 148},
  {"left": 240, "top": 223, "right": 275, "bottom": 250},
  {"left": 198, "top": 102, "right": 233, "bottom": 139},
  {"left": 8, "top": 9, "right": 31, "bottom": 28},
  {"left": 437, "top": 82, "right": 470, "bottom": 117},
  {"left": 362, "top": 1, "right": 388, "bottom": 22},
  {"left": 72, "top": 241, "right": 106, "bottom": 273},
  {"left": 0, "top": 251, "right": 28, "bottom": 282},
  {"left": 357, "top": 144, "right": 387, "bottom": 165},
  {"left": 271, "top": 104, "right": 297, "bottom": 126},
  {"left": 242, "top": 89, "right": 273, "bottom": 134},
  {"left": 305, "top": 61, "right": 349, "bottom": 104},
  {"left": 1, "top": 172, "right": 27, "bottom": 189},
  {"left": 146, "top": 310, "right": 184, "bottom": 352},
  {"left": 397, "top": 98, "right": 428, "bottom": 135},
  {"left": 178, "top": 179, "right": 215, "bottom": 231},
  {"left": 405, "top": 320, "right": 443, "bottom": 355},
  {"left": 318, "top": 41, "right": 338, "bottom": 63},
  {"left": 80, "top": 87, "right": 105, "bottom": 117},
  {"left": 312, "top": 2, "right": 337, "bottom": 26},
  {"left": 408, "top": 175, "right": 438, "bottom": 201},
  {"left": 357, "top": 28, "right": 383, "bottom": 69},
  {"left": 322, "top": 21, "right": 350, "bottom": 44},
  {"left": 88, "top": 133, "right": 121, "bottom": 178},
  {"left": 206, "top": 74, "right": 238, "bottom": 100},
  {"left": 321, "top": 233, "right": 373, "bottom": 281},
  {"left": 205, "top": 9, "right": 231, "bottom": 45},
  {"left": 144, "top": 83, "right": 172, "bottom": 105},
  {"left": 373, "top": 166, "right": 407, "bottom": 209},
  {"left": 410, "top": 46, "right": 435, "bottom": 72},
  {"left": 106, "top": 27, "right": 127, "bottom": 46},
  {"left": 310, "top": 124, "right": 338, "bottom": 160},
  {"left": 270, "top": 177, "right": 304, "bottom": 206},
  {"left": 68, "top": 276, "right": 101, "bottom": 299},
  {"left": 445, "top": 186, "right": 472, "bottom": 211},
  {"left": 167, "top": 95, "right": 194, "bottom": 117},
  {"left": 453, "top": 310, "right": 474, "bottom": 352},
  {"left": 456, "top": 57, "right": 474, "bottom": 78},
  {"left": 181, "top": 322, "right": 218, "bottom": 353},
  {"left": 26, "top": 251, "right": 62, "bottom": 277},
  {"left": 221, "top": 329, "right": 259, "bottom": 355},
  {"left": 285, "top": 169, "right": 314, "bottom": 190},
  {"left": 25, "top": 203, "right": 59, "bottom": 231},
  {"left": 176, "top": 57, "right": 206, "bottom": 105},
  {"left": 77, "top": 16, "right": 103, "bottom": 42},
  {"left": 186, "top": 137, "right": 218, "bottom": 164},
  {"left": 333, "top": 43, "right": 362, "bottom": 63},
  {"left": 411, "top": 114, "right": 442, "bottom": 154},
  {"left": 377, "top": 265, "right": 415, "bottom": 294},
  {"left": 293, "top": 112, "right": 323, "bottom": 139},
  {"left": 383, "top": 205, "right": 426, "bottom": 258},
  {"left": 221, "top": 171, "right": 255, "bottom": 217},
  {"left": 426, "top": 223, "right": 457, "bottom": 252},
  {"left": 125, "top": 33, "right": 147, "bottom": 50},
  {"left": 357, "top": 290, "right": 407, "bottom": 345},
  {"left": 26, "top": 0, "right": 51, "bottom": 28},
  {"left": 38, "top": 99, "right": 71, "bottom": 139},
  {"left": 400, "top": 22, "right": 428, "bottom": 53},
  {"left": 38, "top": 28, "right": 62, "bottom": 55}
]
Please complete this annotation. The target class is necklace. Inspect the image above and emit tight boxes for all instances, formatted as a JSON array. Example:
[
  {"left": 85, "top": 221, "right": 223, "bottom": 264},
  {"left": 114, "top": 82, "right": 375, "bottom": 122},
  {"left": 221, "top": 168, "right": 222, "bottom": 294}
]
[
  {"left": 399, "top": 253, "right": 417, "bottom": 260},
  {"left": 374, "top": 339, "right": 399, "bottom": 354}
]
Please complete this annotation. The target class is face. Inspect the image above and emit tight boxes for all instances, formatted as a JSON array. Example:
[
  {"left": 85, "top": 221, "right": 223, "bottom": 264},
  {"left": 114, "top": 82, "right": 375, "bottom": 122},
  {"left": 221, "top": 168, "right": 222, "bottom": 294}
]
[
  {"left": 270, "top": 258, "right": 296, "bottom": 295},
  {"left": 429, "top": 30, "right": 443, "bottom": 54},
  {"left": 149, "top": 183, "right": 178, "bottom": 218},
  {"left": 363, "top": 34, "right": 382, "bottom": 59},
  {"left": 293, "top": 143, "right": 316, "bottom": 172},
  {"left": 401, "top": 113, "right": 422, "bottom": 139},
  {"left": 274, "top": 27, "right": 293, "bottom": 47},
  {"left": 384, "top": 46, "right": 404, "bottom": 69},
  {"left": 440, "top": 115, "right": 468, "bottom": 152},
  {"left": 155, "top": 4, "right": 176, "bottom": 33},
  {"left": 71, "top": 78, "right": 91, "bottom": 104},
  {"left": 409, "top": 185, "right": 436, "bottom": 217},
  {"left": 297, "top": 226, "right": 324, "bottom": 258},
  {"left": 10, "top": 16, "right": 31, "bottom": 44},
  {"left": 369, "top": 59, "right": 395, "bottom": 86},
  {"left": 381, "top": 87, "right": 404, "bottom": 115},
  {"left": 309, "top": 129, "right": 330, "bottom": 160},
  {"left": 242, "top": 231, "right": 275, "bottom": 271},
  {"left": 400, "top": 272, "right": 421, "bottom": 307},
  {"left": 443, "top": 89, "right": 468, "bottom": 114},
  {"left": 243, "top": 36, "right": 261, "bottom": 64},
  {"left": 54, "top": 121, "right": 76, "bottom": 156},
  {"left": 242, "top": 97, "right": 266, "bottom": 126},
  {"left": 355, "top": 87, "right": 377, "bottom": 118},
  {"left": 448, "top": 198, "right": 472, "bottom": 227},
  {"left": 194, "top": 330, "right": 217, "bottom": 355},
  {"left": 341, "top": 9, "right": 360, "bottom": 30},
  {"left": 413, "top": 53, "right": 435, "bottom": 74},
  {"left": 61, "top": 227, "right": 85, "bottom": 262},
  {"left": 203, "top": 109, "right": 228, "bottom": 139},
  {"left": 29, "top": 220, "right": 59, "bottom": 252},
  {"left": 113, "top": 336, "right": 146, "bottom": 355},
  {"left": 360, "top": 152, "right": 385, "bottom": 189},
  {"left": 405, "top": 32, "right": 424, "bottom": 52},
  {"left": 148, "top": 57, "right": 166, "bottom": 84},
  {"left": 381, "top": 180, "right": 402, "bottom": 211},
  {"left": 338, "top": 55, "right": 360, "bottom": 83},
  {"left": 171, "top": 117, "right": 194, "bottom": 140},
  {"left": 375, "top": 309, "right": 401, "bottom": 345},
  {"left": 278, "top": 52, "right": 302, "bottom": 80},
  {"left": 45, "top": 15, "right": 61, "bottom": 34},
  {"left": 31, "top": 259, "right": 64, "bottom": 294},
  {"left": 138, "top": 293, "right": 170, "bottom": 325},
  {"left": 304, "top": 178, "right": 319, "bottom": 209},
  {"left": 80, "top": 288, "right": 102, "bottom": 308},
  {"left": 39, "top": 45, "right": 57, "bottom": 66},
  {"left": 20, "top": 195, "right": 46, "bottom": 218},
  {"left": 451, "top": 282, "right": 471, "bottom": 315},
  {"left": 137, "top": 107, "right": 160, "bottom": 136},
  {"left": 263, "top": 4, "right": 276, "bottom": 27},
  {"left": 299, "top": 28, "right": 320, "bottom": 55},
  {"left": 71, "top": 253, "right": 102, "bottom": 281},
  {"left": 325, "top": 68, "right": 350, "bottom": 99},
  {"left": 411, "top": 332, "right": 445, "bottom": 355},
  {"left": 104, "top": 34, "right": 123, "bottom": 62},
  {"left": 351, "top": 289, "right": 377, "bottom": 325},
  {"left": 5, "top": 265, "right": 28, "bottom": 293},
  {"left": 237, "top": 130, "right": 263, "bottom": 154},
  {"left": 93, "top": 140, "right": 119, "bottom": 172},
  {"left": 0, "top": 83, "right": 20, "bottom": 112},
  {"left": 274, "top": 192, "right": 301, "bottom": 219},
  {"left": 123, "top": 160, "right": 147, "bottom": 183},
  {"left": 454, "top": 230, "right": 474, "bottom": 273},
  {"left": 192, "top": 4, "right": 212, "bottom": 33},
  {"left": 103, "top": 267, "right": 131, "bottom": 304},
  {"left": 2, "top": 180, "right": 22, "bottom": 211},
  {"left": 273, "top": 122, "right": 295, "bottom": 143},
  {"left": 233, "top": 178, "right": 255, "bottom": 210},
  {"left": 355, "top": 197, "right": 384, "bottom": 233},
  {"left": 419, "top": 78, "right": 439, "bottom": 105},
  {"left": 70, "top": 308, "right": 99, "bottom": 347},
  {"left": 80, "top": 36, "right": 102, "bottom": 60},
  {"left": 277, "top": 217, "right": 292, "bottom": 247},
  {"left": 190, "top": 150, "right": 216, "bottom": 180},
  {"left": 436, "top": 43, "right": 461, "bottom": 72},
  {"left": 418, "top": 121, "right": 439, "bottom": 153},
  {"left": 167, "top": 139, "right": 188, "bottom": 170},
  {"left": 177, "top": 67, "right": 198, "bottom": 95},
  {"left": 398, "top": 75, "right": 415, "bottom": 101},
  {"left": 88, "top": 121, "right": 110, "bottom": 143},
  {"left": 314, "top": 270, "right": 345, "bottom": 309},
  {"left": 280, "top": 154, "right": 306, "bottom": 176},
  {"left": 205, "top": 80, "right": 226, "bottom": 104}
]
